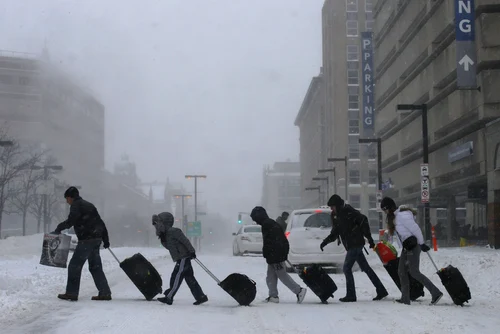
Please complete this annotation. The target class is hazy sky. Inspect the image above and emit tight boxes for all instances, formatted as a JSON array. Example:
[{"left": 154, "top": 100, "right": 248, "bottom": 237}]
[{"left": 1, "top": 0, "right": 323, "bottom": 220}]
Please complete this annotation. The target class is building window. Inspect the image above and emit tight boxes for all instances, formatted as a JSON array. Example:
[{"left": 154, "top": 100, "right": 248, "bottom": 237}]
[
  {"left": 19, "top": 77, "right": 32, "bottom": 86},
  {"left": 0, "top": 74, "right": 13, "bottom": 85},
  {"left": 369, "top": 169, "right": 377, "bottom": 185},
  {"left": 347, "top": 45, "right": 359, "bottom": 61},
  {"left": 349, "top": 119, "right": 360, "bottom": 134},
  {"left": 369, "top": 194, "right": 377, "bottom": 208},
  {"left": 347, "top": 61, "right": 359, "bottom": 70},
  {"left": 346, "top": 12, "right": 358, "bottom": 21},
  {"left": 349, "top": 194, "right": 361, "bottom": 208},
  {"left": 367, "top": 144, "right": 376, "bottom": 159},
  {"left": 347, "top": 69, "right": 359, "bottom": 85},
  {"left": 366, "top": 20, "right": 374, "bottom": 31},
  {"left": 346, "top": 0, "right": 358, "bottom": 12},
  {"left": 346, "top": 21, "right": 358, "bottom": 37},
  {"left": 348, "top": 95, "right": 359, "bottom": 110},
  {"left": 349, "top": 145, "right": 360, "bottom": 159},
  {"left": 349, "top": 109, "right": 359, "bottom": 119},
  {"left": 365, "top": 0, "right": 373, "bottom": 12},
  {"left": 349, "top": 170, "right": 361, "bottom": 184},
  {"left": 348, "top": 85, "right": 359, "bottom": 95}
]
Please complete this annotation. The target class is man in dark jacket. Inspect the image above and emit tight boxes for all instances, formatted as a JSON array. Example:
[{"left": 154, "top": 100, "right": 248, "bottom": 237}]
[
  {"left": 52, "top": 187, "right": 111, "bottom": 301},
  {"left": 320, "top": 194, "right": 388, "bottom": 302},
  {"left": 153, "top": 212, "right": 208, "bottom": 305},
  {"left": 250, "top": 206, "right": 307, "bottom": 304},
  {"left": 276, "top": 211, "right": 289, "bottom": 232}
]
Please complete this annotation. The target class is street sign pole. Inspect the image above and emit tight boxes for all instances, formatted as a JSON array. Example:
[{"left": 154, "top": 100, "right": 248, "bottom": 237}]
[{"left": 455, "top": 0, "right": 477, "bottom": 89}]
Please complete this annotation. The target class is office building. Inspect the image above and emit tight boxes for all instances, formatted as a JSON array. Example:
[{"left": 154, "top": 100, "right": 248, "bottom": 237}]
[
  {"left": 373, "top": 0, "right": 500, "bottom": 245},
  {"left": 322, "top": 0, "right": 379, "bottom": 231}
]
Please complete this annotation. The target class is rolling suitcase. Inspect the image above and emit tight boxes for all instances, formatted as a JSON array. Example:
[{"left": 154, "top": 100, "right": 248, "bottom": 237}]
[
  {"left": 297, "top": 263, "right": 337, "bottom": 303},
  {"left": 426, "top": 253, "right": 471, "bottom": 306},
  {"left": 195, "top": 259, "right": 257, "bottom": 306},
  {"left": 384, "top": 258, "right": 425, "bottom": 301},
  {"left": 109, "top": 249, "right": 163, "bottom": 301}
]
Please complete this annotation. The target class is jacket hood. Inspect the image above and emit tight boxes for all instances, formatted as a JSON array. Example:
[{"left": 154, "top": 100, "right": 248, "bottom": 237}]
[
  {"left": 154, "top": 212, "right": 174, "bottom": 236},
  {"left": 250, "top": 206, "right": 269, "bottom": 225},
  {"left": 395, "top": 207, "right": 417, "bottom": 223}
]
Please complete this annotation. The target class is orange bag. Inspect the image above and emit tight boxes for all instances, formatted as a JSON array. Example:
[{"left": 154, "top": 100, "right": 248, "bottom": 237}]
[{"left": 374, "top": 241, "right": 397, "bottom": 264}]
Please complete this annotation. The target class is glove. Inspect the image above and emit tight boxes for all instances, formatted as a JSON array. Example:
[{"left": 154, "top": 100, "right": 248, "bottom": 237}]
[
  {"left": 103, "top": 240, "right": 110, "bottom": 249},
  {"left": 50, "top": 230, "right": 60, "bottom": 235},
  {"left": 320, "top": 241, "right": 327, "bottom": 252},
  {"left": 369, "top": 241, "right": 375, "bottom": 249},
  {"left": 189, "top": 252, "right": 196, "bottom": 259},
  {"left": 420, "top": 244, "right": 430, "bottom": 252}
]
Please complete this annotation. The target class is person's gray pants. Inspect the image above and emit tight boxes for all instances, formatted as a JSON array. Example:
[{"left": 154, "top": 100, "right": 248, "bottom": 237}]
[
  {"left": 398, "top": 246, "right": 442, "bottom": 303},
  {"left": 266, "top": 262, "right": 301, "bottom": 297},
  {"left": 66, "top": 239, "right": 111, "bottom": 297}
]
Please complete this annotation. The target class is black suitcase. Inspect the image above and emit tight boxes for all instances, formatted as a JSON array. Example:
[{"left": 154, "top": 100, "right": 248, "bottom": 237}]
[
  {"left": 437, "top": 265, "right": 471, "bottom": 306},
  {"left": 297, "top": 264, "right": 337, "bottom": 303},
  {"left": 219, "top": 273, "right": 257, "bottom": 306},
  {"left": 109, "top": 250, "right": 163, "bottom": 301},
  {"left": 385, "top": 258, "right": 425, "bottom": 301}
]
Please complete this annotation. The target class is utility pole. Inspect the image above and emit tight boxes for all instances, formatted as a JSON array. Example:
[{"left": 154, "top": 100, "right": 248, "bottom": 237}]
[
  {"left": 173, "top": 194, "right": 191, "bottom": 233},
  {"left": 396, "top": 103, "right": 430, "bottom": 241},
  {"left": 312, "top": 176, "right": 329, "bottom": 202},
  {"left": 327, "top": 156, "right": 348, "bottom": 201},
  {"left": 359, "top": 137, "right": 383, "bottom": 230},
  {"left": 32, "top": 165, "right": 63, "bottom": 233},
  {"left": 185, "top": 175, "right": 206, "bottom": 251}
]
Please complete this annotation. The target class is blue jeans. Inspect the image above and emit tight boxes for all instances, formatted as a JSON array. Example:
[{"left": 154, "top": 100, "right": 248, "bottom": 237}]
[
  {"left": 66, "top": 239, "right": 111, "bottom": 296},
  {"left": 343, "top": 247, "right": 386, "bottom": 298}
]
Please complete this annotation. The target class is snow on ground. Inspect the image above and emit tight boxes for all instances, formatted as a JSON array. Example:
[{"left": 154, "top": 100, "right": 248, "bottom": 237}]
[{"left": 1, "top": 234, "right": 500, "bottom": 334}]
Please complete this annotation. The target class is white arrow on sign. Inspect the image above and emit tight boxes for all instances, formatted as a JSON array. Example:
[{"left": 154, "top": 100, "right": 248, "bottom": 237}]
[{"left": 459, "top": 55, "right": 474, "bottom": 71}]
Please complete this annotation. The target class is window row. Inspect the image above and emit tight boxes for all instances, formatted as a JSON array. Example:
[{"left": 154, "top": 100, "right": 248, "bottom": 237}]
[
  {"left": 346, "top": 20, "right": 374, "bottom": 37},
  {"left": 0, "top": 74, "right": 35, "bottom": 86},
  {"left": 348, "top": 169, "right": 378, "bottom": 184},
  {"left": 348, "top": 194, "right": 378, "bottom": 210},
  {"left": 346, "top": 0, "right": 373, "bottom": 13}
]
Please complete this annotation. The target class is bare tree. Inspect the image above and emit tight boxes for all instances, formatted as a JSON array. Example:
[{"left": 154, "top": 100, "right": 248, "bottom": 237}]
[
  {"left": 8, "top": 147, "right": 47, "bottom": 235},
  {"left": 28, "top": 156, "right": 63, "bottom": 233},
  {"left": 0, "top": 129, "right": 39, "bottom": 238}
]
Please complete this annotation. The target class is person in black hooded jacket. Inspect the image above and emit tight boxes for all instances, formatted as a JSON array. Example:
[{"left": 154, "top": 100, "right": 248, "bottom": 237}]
[
  {"left": 250, "top": 206, "right": 307, "bottom": 304},
  {"left": 320, "top": 194, "right": 388, "bottom": 302}
]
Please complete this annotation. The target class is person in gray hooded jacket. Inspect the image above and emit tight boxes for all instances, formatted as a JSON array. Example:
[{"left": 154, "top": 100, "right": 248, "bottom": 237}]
[{"left": 152, "top": 212, "right": 208, "bottom": 305}]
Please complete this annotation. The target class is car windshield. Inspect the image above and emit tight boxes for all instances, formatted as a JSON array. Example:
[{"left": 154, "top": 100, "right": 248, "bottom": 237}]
[
  {"left": 292, "top": 212, "right": 332, "bottom": 229},
  {"left": 244, "top": 226, "right": 261, "bottom": 233},
  {"left": 68, "top": 227, "right": 75, "bottom": 234}
]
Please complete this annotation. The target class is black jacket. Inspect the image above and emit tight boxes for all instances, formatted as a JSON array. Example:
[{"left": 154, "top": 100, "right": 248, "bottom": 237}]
[
  {"left": 251, "top": 207, "right": 289, "bottom": 264},
  {"left": 276, "top": 216, "right": 287, "bottom": 232},
  {"left": 55, "top": 197, "right": 109, "bottom": 243},
  {"left": 322, "top": 204, "right": 373, "bottom": 251}
]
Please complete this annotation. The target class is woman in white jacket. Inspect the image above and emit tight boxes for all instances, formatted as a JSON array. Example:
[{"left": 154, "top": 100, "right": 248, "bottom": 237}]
[{"left": 380, "top": 197, "right": 443, "bottom": 305}]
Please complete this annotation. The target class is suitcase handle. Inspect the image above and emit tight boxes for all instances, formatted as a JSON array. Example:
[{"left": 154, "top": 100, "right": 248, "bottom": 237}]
[
  {"left": 426, "top": 252, "right": 439, "bottom": 272},
  {"left": 108, "top": 248, "right": 121, "bottom": 264},
  {"left": 194, "top": 258, "right": 221, "bottom": 284},
  {"left": 286, "top": 260, "right": 299, "bottom": 274}
]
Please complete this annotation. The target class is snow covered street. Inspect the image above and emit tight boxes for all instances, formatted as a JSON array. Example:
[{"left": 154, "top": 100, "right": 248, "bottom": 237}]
[{"left": 1, "top": 234, "right": 500, "bottom": 334}]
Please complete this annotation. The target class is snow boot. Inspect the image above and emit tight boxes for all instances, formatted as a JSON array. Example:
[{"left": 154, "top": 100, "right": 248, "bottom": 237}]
[
  {"left": 296, "top": 288, "right": 307, "bottom": 304},
  {"left": 373, "top": 290, "right": 389, "bottom": 301},
  {"left": 395, "top": 299, "right": 411, "bottom": 305},
  {"left": 91, "top": 295, "right": 112, "bottom": 301},
  {"left": 431, "top": 292, "right": 443, "bottom": 305},
  {"left": 264, "top": 296, "right": 279, "bottom": 303},
  {"left": 193, "top": 295, "right": 208, "bottom": 305},
  {"left": 339, "top": 296, "right": 356, "bottom": 302},
  {"left": 58, "top": 293, "right": 78, "bottom": 301},
  {"left": 157, "top": 296, "right": 173, "bottom": 305}
]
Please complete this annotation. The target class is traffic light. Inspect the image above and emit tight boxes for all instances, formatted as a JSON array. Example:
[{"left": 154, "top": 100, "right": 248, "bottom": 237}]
[{"left": 238, "top": 213, "right": 242, "bottom": 224}]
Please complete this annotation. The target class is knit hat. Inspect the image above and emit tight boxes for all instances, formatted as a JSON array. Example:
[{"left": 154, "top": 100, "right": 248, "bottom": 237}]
[
  {"left": 327, "top": 194, "right": 344, "bottom": 209},
  {"left": 380, "top": 197, "right": 397, "bottom": 211}
]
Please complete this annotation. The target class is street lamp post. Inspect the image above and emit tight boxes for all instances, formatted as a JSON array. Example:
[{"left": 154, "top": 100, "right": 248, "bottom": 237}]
[
  {"left": 185, "top": 175, "right": 206, "bottom": 251},
  {"left": 359, "top": 137, "right": 383, "bottom": 230},
  {"left": 396, "top": 103, "right": 430, "bottom": 241},
  {"left": 32, "top": 165, "right": 63, "bottom": 233},
  {"left": 318, "top": 168, "right": 336, "bottom": 195},
  {"left": 327, "top": 156, "right": 348, "bottom": 201},
  {"left": 305, "top": 186, "right": 321, "bottom": 206},
  {"left": 312, "top": 177, "right": 329, "bottom": 202},
  {"left": 173, "top": 194, "right": 192, "bottom": 233}
]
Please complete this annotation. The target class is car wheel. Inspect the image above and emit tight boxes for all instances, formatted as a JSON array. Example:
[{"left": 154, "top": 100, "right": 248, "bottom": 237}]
[{"left": 232, "top": 243, "right": 241, "bottom": 256}]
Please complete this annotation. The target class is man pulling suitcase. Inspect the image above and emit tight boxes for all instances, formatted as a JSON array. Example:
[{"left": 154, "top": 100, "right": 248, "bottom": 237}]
[{"left": 152, "top": 212, "right": 208, "bottom": 305}]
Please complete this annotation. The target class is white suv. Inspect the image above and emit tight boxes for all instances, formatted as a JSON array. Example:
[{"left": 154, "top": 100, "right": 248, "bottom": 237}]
[{"left": 285, "top": 206, "right": 346, "bottom": 273}]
